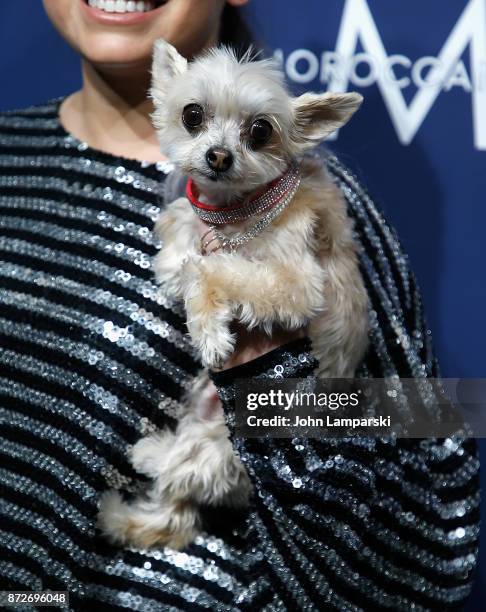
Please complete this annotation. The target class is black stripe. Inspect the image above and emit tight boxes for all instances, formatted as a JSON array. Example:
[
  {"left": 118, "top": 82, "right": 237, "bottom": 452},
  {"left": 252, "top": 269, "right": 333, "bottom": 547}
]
[
  {"left": 0, "top": 391, "right": 138, "bottom": 473},
  {"left": 0, "top": 185, "right": 160, "bottom": 228},
  {"left": 0, "top": 226, "right": 153, "bottom": 281},
  {"left": 0, "top": 125, "right": 64, "bottom": 137},
  {"left": 0, "top": 165, "right": 164, "bottom": 206},
  {"left": 0, "top": 247, "right": 188, "bottom": 335},
  {"left": 0, "top": 206, "right": 157, "bottom": 255},
  {"left": 0, "top": 275, "right": 198, "bottom": 375},
  {"left": 0, "top": 331, "right": 182, "bottom": 422}
]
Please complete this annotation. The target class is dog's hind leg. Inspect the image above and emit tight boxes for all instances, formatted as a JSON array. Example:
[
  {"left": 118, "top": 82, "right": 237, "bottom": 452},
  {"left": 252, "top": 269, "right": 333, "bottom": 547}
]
[
  {"left": 98, "top": 373, "right": 251, "bottom": 550},
  {"left": 130, "top": 396, "right": 251, "bottom": 510}
]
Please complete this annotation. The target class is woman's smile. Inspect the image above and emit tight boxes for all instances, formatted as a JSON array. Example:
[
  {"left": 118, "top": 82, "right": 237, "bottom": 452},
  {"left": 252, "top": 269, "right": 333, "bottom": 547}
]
[{"left": 81, "top": 0, "right": 169, "bottom": 24}]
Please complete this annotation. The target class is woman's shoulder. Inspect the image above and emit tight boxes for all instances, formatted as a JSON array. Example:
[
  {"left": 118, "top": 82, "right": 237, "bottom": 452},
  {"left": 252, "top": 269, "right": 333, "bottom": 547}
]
[
  {"left": 322, "top": 150, "right": 412, "bottom": 303},
  {"left": 0, "top": 97, "right": 64, "bottom": 141},
  {"left": 0, "top": 98, "right": 61, "bottom": 119},
  {"left": 322, "top": 151, "right": 406, "bottom": 264},
  {"left": 308, "top": 149, "right": 406, "bottom": 260},
  {"left": 320, "top": 150, "right": 439, "bottom": 377}
]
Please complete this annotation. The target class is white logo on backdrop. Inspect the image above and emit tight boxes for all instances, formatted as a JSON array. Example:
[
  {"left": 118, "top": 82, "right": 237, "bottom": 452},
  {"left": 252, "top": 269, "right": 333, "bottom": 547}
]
[{"left": 275, "top": 0, "right": 486, "bottom": 149}]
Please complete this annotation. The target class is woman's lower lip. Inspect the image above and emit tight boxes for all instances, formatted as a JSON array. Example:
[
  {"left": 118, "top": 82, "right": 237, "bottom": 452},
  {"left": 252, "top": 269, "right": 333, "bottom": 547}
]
[{"left": 79, "top": 0, "right": 166, "bottom": 25}]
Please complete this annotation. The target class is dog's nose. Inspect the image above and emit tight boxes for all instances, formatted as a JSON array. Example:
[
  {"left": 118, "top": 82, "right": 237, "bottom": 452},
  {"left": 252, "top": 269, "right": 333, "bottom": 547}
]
[{"left": 206, "top": 147, "right": 233, "bottom": 172}]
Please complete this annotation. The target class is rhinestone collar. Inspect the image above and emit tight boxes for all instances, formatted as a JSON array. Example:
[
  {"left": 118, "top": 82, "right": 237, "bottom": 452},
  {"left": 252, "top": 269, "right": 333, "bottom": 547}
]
[
  {"left": 186, "top": 163, "right": 301, "bottom": 225},
  {"left": 199, "top": 169, "right": 302, "bottom": 255}
]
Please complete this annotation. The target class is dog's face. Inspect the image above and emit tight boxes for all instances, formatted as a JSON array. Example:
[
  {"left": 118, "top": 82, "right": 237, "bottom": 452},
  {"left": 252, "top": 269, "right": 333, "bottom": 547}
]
[{"left": 151, "top": 40, "right": 362, "bottom": 200}]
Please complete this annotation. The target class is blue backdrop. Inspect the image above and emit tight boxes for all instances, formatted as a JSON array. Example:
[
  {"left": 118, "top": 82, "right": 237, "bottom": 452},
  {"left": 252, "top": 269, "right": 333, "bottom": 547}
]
[{"left": 0, "top": 1, "right": 484, "bottom": 608}]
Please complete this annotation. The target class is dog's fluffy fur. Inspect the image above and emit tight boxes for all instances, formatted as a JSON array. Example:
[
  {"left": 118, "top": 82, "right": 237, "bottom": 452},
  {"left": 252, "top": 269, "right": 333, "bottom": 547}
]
[{"left": 97, "top": 41, "right": 369, "bottom": 550}]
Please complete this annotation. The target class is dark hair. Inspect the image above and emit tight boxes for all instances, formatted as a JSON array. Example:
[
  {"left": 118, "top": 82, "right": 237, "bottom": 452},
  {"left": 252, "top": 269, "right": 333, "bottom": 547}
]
[{"left": 219, "top": 4, "right": 256, "bottom": 51}]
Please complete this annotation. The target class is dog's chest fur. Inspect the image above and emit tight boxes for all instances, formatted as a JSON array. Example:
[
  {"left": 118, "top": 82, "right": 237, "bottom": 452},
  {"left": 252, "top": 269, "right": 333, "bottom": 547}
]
[{"left": 153, "top": 154, "right": 368, "bottom": 378}]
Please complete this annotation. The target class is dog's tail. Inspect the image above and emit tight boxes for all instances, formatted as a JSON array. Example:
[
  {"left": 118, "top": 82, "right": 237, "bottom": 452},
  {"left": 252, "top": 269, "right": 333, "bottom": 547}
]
[{"left": 96, "top": 489, "right": 200, "bottom": 550}]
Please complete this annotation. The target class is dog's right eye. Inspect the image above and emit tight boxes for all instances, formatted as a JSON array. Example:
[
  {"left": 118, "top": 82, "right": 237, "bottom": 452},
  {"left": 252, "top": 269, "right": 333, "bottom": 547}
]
[{"left": 182, "top": 104, "right": 204, "bottom": 129}]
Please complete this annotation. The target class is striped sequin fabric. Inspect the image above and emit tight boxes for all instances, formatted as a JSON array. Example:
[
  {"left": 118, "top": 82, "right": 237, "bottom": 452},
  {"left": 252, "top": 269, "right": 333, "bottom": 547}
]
[{"left": 0, "top": 99, "right": 480, "bottom": 611}]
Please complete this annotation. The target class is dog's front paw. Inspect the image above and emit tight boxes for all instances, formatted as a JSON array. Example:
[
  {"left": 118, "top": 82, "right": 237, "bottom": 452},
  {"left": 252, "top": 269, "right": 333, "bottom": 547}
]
[{"left": 197, "top": 327, "right": 236, "bottom": 369}]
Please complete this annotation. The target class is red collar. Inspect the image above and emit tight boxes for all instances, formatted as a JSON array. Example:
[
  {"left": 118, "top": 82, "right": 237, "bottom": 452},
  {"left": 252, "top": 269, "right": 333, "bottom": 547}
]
[
  {"left": 185, "top": 163, "right": 301, "bottom": 226},
  {"left": 185, "top": 173, "right": 283, "bottom": 212}
]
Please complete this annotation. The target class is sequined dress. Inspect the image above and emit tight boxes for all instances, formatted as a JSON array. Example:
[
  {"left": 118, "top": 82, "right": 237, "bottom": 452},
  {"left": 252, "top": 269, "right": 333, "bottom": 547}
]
[{"left": 0, "top": 99, "right": 480, "bottom": 611}]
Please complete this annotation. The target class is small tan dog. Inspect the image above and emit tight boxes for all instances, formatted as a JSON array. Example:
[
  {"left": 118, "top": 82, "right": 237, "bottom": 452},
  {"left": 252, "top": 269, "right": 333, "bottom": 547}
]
[{"left": 97, "top": 40, "right": 369, "bottom": 550}]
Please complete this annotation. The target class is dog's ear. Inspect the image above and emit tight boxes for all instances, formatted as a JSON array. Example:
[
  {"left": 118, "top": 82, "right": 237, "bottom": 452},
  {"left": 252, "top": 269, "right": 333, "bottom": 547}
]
[
  {"left": 151, "top": 39, "right": 188, "bottom": 103},
  {"left": 292, "top": 92, "right": 363, "bottom": 146}
]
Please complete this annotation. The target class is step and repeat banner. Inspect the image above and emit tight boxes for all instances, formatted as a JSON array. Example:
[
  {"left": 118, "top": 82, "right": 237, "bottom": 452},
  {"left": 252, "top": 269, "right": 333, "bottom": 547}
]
[{"left": 0, "top": 1, "right": 484, "bottom": 607}]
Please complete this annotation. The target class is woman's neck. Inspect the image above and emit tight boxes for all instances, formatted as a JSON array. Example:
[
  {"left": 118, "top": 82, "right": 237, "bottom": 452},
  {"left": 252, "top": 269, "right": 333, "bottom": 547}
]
[{"left": 59, "top": 60, "right": 167, "bottom": 162}]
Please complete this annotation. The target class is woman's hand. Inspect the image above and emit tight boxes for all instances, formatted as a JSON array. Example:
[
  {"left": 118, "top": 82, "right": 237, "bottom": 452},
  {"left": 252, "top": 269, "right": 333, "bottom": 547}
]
[{"left": 199, "top": 323, "right": 305, "bottom": 422}]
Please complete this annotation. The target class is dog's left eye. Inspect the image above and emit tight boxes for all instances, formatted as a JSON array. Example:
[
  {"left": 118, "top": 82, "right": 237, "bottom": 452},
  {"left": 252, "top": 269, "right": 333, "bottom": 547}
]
[
  {"left": 182, "top": 104, "right": 204, "bottom": 129},
  {"left": 249, "top": 119, "right": 273, "bottom": 146}
]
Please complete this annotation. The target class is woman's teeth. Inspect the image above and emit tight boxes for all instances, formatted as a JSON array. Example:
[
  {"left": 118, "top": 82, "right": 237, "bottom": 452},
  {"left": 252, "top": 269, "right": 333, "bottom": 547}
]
[{"left": 87, "top": 0, "right": 156, "bottom": 12}]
